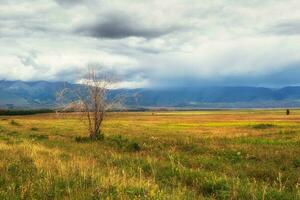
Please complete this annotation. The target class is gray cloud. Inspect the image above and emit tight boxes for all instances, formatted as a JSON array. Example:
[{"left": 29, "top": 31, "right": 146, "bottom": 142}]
[
  {"left": 75, "top": 12, "right": 181, "bottom": 39},
  {"left": 54, "top": 0, "right": 84, "bottom": 6},
  {"left": 268, "top": 21, "right": 300, "bottom": 35}
]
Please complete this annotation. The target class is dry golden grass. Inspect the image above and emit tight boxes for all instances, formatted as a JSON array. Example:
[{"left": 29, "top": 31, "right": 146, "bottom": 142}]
[{"left": 0, "top": 110, "right": 300, "bottom": 199}]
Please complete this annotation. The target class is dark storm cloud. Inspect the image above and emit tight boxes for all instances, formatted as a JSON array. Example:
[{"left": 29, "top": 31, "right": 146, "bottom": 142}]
[{"left": 75, "top": 13, "right": 180, "bottom": 39}]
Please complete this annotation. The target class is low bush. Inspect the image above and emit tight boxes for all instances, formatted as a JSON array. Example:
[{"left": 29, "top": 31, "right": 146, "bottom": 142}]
[
  {"left": 106, "top": 135, "right": 141, "bottom": 152},
  {"left": 252, "top": 124, "right": 275, "bottom": 129},
  {"left": 75, "top": 133, "right": 104, "bottom": 143},
  {"left": 10, "top": 120, "right": 21, "bottom": 126},
  {"left": 293, "top": 158, "right": 300, "bottom": 168},
  {"left": 29, "top": 134, "right": 49, "bottom": 141},
  {"left": 75, "top": 136, "right": 92, "bottom": 143},
  {"left": 7, "top": 131, "right": 21, "bottom": 137}
]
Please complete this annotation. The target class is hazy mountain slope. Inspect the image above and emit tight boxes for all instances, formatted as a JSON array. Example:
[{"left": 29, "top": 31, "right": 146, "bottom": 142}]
[
  {"left": 0, "top": 81, "right": 75, "bottom": 108},
  {"left": 1, "top": 81, "right": 300, "bottom": 109}
]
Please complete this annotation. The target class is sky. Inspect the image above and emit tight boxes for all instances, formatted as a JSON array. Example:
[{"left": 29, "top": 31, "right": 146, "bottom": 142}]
[{"left": 0, "top": 0, "right": 300, "bottom": 88}]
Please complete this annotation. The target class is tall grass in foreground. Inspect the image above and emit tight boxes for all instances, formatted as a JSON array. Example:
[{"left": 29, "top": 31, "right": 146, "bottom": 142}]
[{"left": 0, "top": 111, "right": 300, "bottom": 199}]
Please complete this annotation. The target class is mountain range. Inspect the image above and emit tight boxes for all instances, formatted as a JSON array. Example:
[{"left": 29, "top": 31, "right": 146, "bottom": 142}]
[{"left": 1, "top": 80, "right": 300, "bottom": 109}]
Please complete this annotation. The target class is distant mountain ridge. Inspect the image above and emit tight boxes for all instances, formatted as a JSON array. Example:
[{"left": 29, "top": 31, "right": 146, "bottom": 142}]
[
  {"left": 0, "top": 81, "right": 76, "bottom": 109},
  {"left": 1, "top": 80, "right": 300, "bottom": 109}
]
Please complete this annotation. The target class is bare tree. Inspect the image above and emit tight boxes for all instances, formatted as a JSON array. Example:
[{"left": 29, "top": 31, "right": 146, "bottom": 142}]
[{"left": 57, "top": 66, "right": 122, "bottom": 140}]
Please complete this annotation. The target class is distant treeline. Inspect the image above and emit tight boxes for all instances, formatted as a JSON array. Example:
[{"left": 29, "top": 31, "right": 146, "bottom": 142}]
[
  {"left": 0, "top": 108, "right": 146, "bottom": 115},
  {"left": 0, "top": 108, "right": 247, "bottom": 116},
  {"left": 0, "top": 109, "right": 54, "bottom": 116}
]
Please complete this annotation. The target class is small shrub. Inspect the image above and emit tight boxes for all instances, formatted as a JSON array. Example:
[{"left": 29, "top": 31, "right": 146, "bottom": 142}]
[
  {"left": 107, "top": 135, "right": 141, "bottom": 152},
  {"left": 29, "top": 134, "right": 49, "bottom": 141},
  {"left": 293, "top": 158, "right": 300, "bottom": 168},
  {"left": 127, "top": 142, "right": 141, "bottom": 152},
  {"left": 225, "top": 151, "right": 243, "bottom": 163},
  {"left": 109, "top": 135, "right": 128, "bottom": 147},
  {"left": 252, "top": 124, "right": 275, "bottom": 129},
  {"left": 75, "top": 136, "right": 91, "bottom": 143},
  {"left": 75, "top": 132, "right": 104, "bottom": 143},
  {"left": 10, "top": 120, "right": 21, "bottom": 126},
  {"left": 95, "top": 132, "right": 104, "bottom": 141},
  {"left": 31, "top": 127, "right": 39, "bottom": 131},
  {"left": 7, "top": 131, "right": 20, "bottom": 137}
]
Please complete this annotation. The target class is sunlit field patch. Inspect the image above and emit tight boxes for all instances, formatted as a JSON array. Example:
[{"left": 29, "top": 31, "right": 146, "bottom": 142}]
[{"left": 0, "top": 110, "right": 300, "bottom": 199}]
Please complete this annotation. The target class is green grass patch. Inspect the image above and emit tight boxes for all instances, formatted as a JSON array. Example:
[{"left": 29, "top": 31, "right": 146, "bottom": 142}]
[{"left": 232, "top": 137, "right": 298, "bottom": 146}]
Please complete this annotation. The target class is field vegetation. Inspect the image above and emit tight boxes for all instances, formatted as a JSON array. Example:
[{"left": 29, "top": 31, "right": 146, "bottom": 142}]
[{"left": 0, "top": 110, "right": 300, "bottom": 199}]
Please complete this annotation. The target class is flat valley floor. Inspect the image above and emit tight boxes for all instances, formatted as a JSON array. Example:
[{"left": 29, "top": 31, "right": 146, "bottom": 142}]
[{"left": 0, "top": 110, "right": 300, "bottom": 199}]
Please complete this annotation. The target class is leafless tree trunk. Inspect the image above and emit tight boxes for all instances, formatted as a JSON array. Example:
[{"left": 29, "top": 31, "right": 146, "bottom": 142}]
[{"left": 57, "top": 66, "right": 122, "bottom": 140}]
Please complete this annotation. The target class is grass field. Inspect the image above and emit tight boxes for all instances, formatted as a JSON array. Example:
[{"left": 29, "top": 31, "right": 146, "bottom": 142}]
[{"left": 0, "top": 110, "right": 300, "bottom": 199}]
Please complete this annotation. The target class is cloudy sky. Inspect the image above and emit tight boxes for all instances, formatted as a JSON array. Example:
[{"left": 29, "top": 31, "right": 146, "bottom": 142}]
[{"left": 0, "top": 0, "right": 300, "bottom": 88}]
